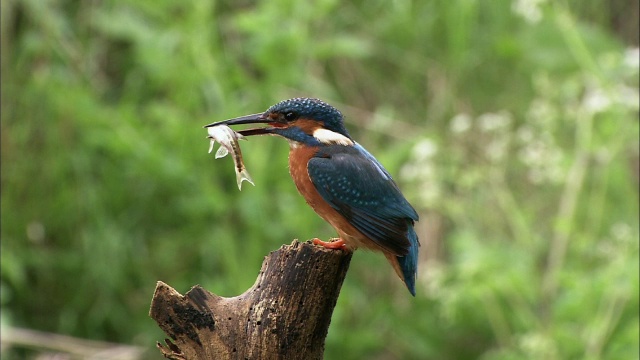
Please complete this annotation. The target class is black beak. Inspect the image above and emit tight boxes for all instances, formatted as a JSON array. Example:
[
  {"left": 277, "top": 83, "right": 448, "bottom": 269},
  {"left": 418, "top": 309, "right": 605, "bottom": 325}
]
[
  {"left": 204, "top": 113, "right": 267, "bottom": 127},
  {"left": 204, "top": 113, "right": 274, "bottom": 136}
]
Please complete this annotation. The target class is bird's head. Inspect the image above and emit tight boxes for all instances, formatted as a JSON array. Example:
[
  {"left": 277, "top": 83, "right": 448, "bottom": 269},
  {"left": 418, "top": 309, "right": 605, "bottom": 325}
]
[{"left": 205, "top": 98, "right": 353, "bottom": 147}]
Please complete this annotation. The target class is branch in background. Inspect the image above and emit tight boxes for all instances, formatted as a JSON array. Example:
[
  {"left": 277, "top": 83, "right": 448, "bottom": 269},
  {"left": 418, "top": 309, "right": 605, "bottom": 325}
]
[{"left": 0, "top": 327, "right": 145, "bottom": 359}]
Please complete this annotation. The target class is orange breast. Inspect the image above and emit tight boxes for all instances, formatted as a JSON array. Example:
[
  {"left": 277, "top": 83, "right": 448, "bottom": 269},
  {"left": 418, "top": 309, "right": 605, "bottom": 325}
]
[{"left": 288, "top": 146, "right": 380, "bottom": 251}]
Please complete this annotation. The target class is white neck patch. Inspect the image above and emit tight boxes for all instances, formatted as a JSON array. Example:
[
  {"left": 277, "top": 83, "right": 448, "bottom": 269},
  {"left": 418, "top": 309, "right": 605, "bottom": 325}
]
[{"left": 312, "top": 128, "right": 354, "bottom": 146}]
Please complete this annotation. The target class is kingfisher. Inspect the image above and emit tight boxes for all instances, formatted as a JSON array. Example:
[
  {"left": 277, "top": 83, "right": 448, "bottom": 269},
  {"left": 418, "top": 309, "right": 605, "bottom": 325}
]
[{"left": 205, "top": 98, "right": 420, "bottom": 296}]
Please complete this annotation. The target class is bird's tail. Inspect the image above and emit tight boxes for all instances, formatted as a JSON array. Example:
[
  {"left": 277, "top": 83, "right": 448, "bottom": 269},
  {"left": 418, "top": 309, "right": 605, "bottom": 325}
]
[{"left": 385, "top": 226, "right": 420, "bottom": 296}]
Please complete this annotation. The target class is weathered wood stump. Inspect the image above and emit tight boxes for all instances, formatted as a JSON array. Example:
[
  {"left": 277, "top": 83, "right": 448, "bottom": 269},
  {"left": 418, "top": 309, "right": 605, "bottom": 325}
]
[{"left": 149, "top": 240, "right": 353, "bottom": 360}]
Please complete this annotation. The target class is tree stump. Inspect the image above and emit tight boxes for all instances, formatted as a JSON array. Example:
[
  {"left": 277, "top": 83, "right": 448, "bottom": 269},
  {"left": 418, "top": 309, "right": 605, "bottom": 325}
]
[{"left": 149, "top": 240, "right": 353, "bottom": 360}]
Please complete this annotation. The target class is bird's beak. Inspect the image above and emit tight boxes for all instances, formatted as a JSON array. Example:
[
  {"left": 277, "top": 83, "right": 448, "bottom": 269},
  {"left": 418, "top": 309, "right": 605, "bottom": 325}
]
[{"left": 204, "top": 113, "right": 274, "bottom": 136}]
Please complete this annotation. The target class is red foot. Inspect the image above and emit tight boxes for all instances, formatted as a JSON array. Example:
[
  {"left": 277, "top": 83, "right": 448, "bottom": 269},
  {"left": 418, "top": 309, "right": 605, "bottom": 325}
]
[{"left": 312, "top": 238, "right": 347, "bottom": 250}]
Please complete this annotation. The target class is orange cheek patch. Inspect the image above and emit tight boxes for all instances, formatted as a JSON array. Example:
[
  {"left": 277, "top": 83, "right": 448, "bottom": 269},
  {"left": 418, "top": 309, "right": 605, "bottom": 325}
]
[{"left": 291, "top": 119, "right": 322, "bottom": 134}]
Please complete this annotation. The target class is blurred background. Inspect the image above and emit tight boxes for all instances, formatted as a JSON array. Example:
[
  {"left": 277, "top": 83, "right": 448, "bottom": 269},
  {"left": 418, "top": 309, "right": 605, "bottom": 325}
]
[{"left": 1, "top": 0, "right": 638, "bottom": 359}]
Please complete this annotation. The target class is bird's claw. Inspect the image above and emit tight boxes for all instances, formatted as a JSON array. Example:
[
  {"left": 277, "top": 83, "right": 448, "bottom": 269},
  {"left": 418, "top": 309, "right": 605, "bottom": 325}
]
[{"left": 312, "top": 238, "right": 347, "bottom": 250}]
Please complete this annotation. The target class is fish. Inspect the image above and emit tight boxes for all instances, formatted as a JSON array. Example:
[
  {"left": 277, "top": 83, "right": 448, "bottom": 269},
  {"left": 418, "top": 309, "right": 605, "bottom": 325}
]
[{"left": 207, "top": 125, "right": 255, "bottom": 190}]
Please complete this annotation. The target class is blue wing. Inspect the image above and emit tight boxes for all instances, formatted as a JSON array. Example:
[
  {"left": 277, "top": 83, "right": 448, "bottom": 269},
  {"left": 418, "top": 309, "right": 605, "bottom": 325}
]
[{"left": 308, "top": 144, "right": 419, "bottom": 256}]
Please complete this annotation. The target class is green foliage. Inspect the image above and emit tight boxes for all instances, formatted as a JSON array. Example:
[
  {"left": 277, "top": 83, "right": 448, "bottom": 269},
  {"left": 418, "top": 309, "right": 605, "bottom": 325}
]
[{"left": 2, "top": 0, "right": 638, "bottom": 359}]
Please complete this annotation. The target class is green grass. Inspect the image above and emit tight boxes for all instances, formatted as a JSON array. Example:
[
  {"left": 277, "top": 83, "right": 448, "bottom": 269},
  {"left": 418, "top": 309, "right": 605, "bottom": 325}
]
[{"left": 2, "top": 0, "right": 638, "bottom": 359}]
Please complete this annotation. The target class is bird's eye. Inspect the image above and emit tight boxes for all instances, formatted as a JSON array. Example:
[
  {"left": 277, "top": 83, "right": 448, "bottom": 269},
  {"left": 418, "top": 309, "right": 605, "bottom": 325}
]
[{"left": 284, "top": 112, "right": 296, "bottom": 121}]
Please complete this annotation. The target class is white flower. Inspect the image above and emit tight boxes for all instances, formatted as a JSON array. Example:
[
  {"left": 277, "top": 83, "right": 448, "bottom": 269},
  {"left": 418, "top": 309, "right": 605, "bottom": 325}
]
[
  {"left": 623, "top": 47, "right": 639, "bottom": 70},
  {"left": 512, "top": 0, "right": 547, "bottom": 24},
  {"left": 478, "top": 111, "right": 512, "bottom": 132},
  {"left": 412, "top": 138, "right": 438, "bottom": 161},
  {"left": 450, "top": 113, "right": 472, "bottom": 133},
  {"left": 486, "top": 138, "right": 509, "bottom": 162},
  {"left": 617, "top": 84, "right": 640, "bottom": 110},
  {"left": 611, "top": 222, "right": 632, "bottom": 242},
  {"left": 583, "top": 86, "right": 611, "bottom": 114},
  {"left": 27, "top": 221, "right": 46, "bottom": 243}
]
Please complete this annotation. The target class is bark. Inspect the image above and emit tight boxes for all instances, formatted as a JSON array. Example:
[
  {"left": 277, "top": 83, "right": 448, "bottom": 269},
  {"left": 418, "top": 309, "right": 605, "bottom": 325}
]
[{"left": 149, "top": 240, "right": 352, "bottom": 360}]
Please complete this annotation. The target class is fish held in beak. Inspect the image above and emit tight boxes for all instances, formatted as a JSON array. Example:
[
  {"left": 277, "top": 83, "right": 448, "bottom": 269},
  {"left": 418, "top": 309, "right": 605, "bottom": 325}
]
[{"left": 206, "top": 125, "right": 254, "bottom": 190}]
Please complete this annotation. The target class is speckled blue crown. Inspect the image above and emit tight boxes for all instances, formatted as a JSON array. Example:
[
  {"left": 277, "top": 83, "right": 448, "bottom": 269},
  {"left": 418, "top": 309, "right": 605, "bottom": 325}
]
[{"left": 266, "top": 98, "right": 351, "bottom": 138}]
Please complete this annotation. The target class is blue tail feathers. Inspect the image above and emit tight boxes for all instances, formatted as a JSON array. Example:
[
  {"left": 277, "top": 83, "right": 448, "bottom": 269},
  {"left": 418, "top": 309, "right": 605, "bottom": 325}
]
[{"left": 397, "top": 226, "right": 419, "bottom": 296}]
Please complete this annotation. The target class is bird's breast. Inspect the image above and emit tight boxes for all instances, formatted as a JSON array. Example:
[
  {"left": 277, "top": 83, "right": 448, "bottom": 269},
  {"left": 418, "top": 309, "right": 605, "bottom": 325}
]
[
  {"left": 288, "top": 145, "right": 375, "bottom": 250},
  {"left": 288, "top": 145, "right": 327, "bottom": 214}
]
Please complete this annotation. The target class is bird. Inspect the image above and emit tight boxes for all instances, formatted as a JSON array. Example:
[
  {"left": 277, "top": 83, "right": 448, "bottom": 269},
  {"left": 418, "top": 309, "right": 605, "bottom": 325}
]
[{"left": 205, "top": 98, "right": 420, "bottom": 296}]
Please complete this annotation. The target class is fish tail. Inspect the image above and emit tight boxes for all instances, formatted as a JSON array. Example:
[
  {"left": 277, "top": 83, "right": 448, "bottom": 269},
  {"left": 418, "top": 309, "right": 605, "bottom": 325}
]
[{"left": 236, "top": 168, "right": 255, "bottom": 190}]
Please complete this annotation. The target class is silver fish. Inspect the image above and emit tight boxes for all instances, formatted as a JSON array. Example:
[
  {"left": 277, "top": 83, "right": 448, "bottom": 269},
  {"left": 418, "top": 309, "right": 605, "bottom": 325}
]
[{"left": 207, "top": 125, "right": 255, "bottom": 190}]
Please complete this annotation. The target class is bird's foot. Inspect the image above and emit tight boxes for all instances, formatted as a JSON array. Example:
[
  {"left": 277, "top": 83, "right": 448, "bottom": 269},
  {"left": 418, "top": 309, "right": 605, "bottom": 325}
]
[{"left": 312, "top": 237, "right": 347, "bottom": 250}]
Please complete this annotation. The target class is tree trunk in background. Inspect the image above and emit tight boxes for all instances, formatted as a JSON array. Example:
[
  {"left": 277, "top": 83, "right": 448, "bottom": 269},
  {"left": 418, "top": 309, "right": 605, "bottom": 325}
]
[
  {"left": 610, "top": 0, "right": 639, "bottom": 45},
  {"left": 149, "top": 240, "right": 352, "bottom": 360}
]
